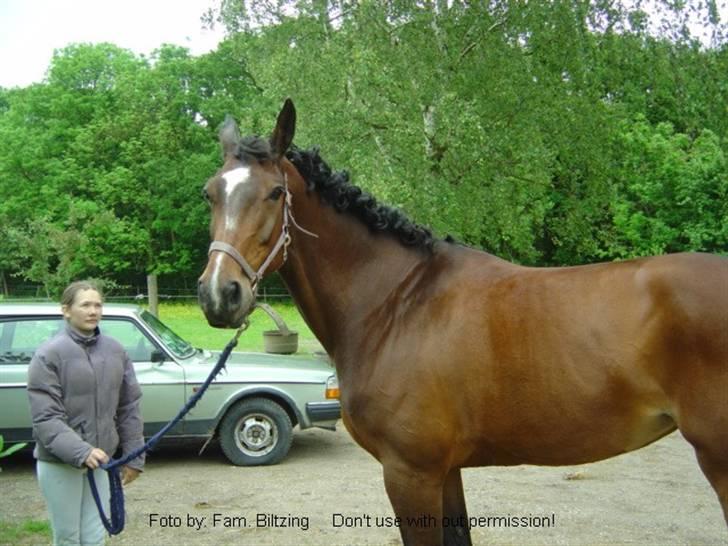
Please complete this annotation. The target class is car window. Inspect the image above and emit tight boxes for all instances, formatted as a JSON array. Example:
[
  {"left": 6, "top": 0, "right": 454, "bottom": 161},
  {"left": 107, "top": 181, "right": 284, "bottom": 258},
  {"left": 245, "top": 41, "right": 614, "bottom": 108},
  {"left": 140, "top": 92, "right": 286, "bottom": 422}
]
[
  {"left": 0, "top": 318, "right": 65, "bottom": 364},
  {"left": 102, "top": 319, "right": 159, "bottom": 362},
  {"left": 139, "top": 310, "right": 195, "bottom": 358}
]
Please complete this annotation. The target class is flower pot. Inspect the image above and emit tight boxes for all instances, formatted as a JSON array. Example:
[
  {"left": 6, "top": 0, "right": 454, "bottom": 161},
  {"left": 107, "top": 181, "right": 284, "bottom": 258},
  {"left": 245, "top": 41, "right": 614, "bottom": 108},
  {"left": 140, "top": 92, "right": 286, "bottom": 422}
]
[{"left": 256, "top": 303, "right": 299, "bottom": 354}]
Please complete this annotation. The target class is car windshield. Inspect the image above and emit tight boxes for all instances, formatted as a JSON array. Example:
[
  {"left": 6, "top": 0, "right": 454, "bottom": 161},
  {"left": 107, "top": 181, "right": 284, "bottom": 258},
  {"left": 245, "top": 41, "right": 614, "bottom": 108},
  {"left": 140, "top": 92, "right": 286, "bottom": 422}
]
[{"left": 139, "top": 310, "right": 196, "bottom": 359}]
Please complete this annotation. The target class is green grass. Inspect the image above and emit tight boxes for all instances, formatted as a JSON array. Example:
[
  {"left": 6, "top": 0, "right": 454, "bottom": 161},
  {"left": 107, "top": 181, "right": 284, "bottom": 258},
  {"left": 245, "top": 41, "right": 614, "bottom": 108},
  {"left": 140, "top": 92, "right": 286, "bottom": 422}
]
[
  {"left": 153, "top": 301, "right": 324, "bottom": 355},
  {"left": 0, "top": 519, "right": 51, "bottom": 545}
]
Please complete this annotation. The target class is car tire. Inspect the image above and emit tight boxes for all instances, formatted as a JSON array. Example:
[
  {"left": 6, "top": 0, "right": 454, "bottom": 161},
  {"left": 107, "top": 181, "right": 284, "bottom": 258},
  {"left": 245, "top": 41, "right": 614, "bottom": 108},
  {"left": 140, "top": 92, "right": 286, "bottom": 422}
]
[{"left": 219, "top": 398, "right": 293, "bottom": 466}]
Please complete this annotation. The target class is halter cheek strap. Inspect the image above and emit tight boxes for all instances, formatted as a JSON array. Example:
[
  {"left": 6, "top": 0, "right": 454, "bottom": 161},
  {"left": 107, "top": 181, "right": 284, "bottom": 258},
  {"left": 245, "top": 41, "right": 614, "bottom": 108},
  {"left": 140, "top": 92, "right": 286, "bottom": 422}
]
[
  {"left": 208, "top": 183, "right": 315, "bottom": 294},
  {"left": 208, "top": 215, "right": 289, "bottom": 293}
]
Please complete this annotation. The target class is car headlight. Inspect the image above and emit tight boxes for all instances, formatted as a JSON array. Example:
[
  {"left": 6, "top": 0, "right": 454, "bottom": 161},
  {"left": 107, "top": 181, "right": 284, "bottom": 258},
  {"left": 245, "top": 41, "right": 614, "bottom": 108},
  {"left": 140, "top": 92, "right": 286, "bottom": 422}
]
[{"left": 325, "top": 375, "right": 340, "bottom": 400}]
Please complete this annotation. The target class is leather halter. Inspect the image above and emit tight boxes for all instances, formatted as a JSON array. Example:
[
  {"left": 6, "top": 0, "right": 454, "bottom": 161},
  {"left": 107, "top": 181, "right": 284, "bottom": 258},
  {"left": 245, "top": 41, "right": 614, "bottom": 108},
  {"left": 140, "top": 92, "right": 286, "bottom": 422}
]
[{"left": 208, "top": 175, "right": 316, "bottom": 295}]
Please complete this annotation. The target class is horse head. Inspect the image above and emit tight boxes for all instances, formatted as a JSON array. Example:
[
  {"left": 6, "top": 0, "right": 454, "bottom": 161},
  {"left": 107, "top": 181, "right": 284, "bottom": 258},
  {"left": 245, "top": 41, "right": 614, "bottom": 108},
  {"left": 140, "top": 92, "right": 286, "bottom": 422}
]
[{"left": 198, "top": 99, "right": 296, "bottom": 328}]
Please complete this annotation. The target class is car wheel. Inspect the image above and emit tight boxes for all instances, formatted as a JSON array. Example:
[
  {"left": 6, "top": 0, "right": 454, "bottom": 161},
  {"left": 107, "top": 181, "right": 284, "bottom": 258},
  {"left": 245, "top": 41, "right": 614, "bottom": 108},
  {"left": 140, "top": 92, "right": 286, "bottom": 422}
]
[{"left": 219, "top": 398, "right": 293, "bottom": 466}]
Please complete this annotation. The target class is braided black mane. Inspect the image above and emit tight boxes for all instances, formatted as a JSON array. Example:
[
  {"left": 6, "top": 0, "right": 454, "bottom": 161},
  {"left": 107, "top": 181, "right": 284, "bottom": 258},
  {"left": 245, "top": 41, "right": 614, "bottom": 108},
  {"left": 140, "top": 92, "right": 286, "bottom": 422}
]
[
  {"left": 232, "top": 137, "right": 435, "bottom": 251},
  {"left": 286, "top": 147, "right": 436, "bottom": 252}
]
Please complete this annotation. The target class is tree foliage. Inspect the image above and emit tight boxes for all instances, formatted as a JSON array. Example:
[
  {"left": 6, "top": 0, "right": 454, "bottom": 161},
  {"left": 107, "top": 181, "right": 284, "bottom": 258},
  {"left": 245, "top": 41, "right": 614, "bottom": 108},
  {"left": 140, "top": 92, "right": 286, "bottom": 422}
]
[
  {"left": 0, "top": 42, "right": 261, "bottom": 296},
  {"left": 611, "top": 119, "right": 727, "bottom": 256},
  {"left": 203, "top": 0, "right": 726, "bottom": 264},
  {"left": 1, "top": 1, "right": 725, "bottom": 295}
]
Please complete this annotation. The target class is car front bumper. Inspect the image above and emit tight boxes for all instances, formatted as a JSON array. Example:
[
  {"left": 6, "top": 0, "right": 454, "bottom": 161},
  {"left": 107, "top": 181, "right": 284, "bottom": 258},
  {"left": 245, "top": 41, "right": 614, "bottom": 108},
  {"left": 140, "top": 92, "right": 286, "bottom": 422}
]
[{"left": 306, "top": 400, "right": 341, "bottom": 430}]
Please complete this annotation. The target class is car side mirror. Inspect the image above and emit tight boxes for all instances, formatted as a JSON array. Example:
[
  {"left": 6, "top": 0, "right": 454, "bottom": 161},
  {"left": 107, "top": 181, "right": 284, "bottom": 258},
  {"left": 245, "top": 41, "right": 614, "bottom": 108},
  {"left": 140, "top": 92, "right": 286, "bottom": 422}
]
[{"left": 150, "top": 349, "right": 166, "bottom": 364}]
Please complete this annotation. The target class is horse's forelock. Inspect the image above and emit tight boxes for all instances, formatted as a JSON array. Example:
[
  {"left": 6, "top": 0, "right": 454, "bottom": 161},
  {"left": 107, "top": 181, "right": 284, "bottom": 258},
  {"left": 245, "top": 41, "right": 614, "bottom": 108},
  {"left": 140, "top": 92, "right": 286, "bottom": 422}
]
[{"left": 235, "top": 136, "right": 274, "bottom": 164}]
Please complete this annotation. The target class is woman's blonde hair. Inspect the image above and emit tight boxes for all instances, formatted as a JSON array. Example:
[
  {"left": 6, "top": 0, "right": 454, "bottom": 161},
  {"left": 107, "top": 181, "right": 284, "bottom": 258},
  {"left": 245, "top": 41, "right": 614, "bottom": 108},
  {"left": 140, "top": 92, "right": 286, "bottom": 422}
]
[{"left": 60, "top": 280, "right": 104, "bottom": 307}]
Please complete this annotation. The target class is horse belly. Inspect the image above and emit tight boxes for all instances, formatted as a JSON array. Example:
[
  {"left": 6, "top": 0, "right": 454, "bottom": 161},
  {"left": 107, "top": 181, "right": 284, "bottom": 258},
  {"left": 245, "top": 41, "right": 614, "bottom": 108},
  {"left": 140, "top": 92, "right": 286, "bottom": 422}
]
[{"left": 460, "top": 398, "right": 678, "bottom": 467}]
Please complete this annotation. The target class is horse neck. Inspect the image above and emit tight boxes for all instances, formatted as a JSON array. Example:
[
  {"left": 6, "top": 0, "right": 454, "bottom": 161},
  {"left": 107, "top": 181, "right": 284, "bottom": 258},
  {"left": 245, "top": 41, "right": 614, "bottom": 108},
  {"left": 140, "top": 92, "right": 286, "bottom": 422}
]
[{"left": 278, "top": 171, "right": 428, "bottom": 358}]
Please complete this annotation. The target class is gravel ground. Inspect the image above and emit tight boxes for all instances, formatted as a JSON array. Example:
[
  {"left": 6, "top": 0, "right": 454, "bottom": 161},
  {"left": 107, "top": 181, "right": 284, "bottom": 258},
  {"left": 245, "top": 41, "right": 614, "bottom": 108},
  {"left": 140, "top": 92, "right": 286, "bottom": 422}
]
[{"left": 1, "top": 427, "right": 725, "bottom": 545}]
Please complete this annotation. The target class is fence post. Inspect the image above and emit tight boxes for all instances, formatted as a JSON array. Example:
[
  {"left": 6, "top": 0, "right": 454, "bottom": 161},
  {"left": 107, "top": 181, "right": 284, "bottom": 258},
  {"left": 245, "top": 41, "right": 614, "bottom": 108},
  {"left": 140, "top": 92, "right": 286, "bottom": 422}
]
[{"left": 147, "top": 274, "right": 158, "bottom": 317}]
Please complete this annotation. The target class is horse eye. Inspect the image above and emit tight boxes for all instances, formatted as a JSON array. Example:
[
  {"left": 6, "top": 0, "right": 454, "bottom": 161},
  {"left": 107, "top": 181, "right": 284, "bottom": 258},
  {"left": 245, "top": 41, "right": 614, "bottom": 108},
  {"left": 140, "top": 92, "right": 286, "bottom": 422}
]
[
  {"left": 201, "top": 188, "right": 211, "bottom": 203},
  {"left": 268, "top": 187, "right": 285, "bottom": 201}
]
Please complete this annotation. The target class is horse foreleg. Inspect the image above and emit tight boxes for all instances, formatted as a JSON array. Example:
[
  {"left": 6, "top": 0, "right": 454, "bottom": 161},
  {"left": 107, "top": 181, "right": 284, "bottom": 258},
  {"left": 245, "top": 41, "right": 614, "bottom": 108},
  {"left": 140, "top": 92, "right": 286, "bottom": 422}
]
[
  {"left": 442, "top": 468, "right": 472, "bottom": 546},
  {"left": 383, "top": 463, "right": 445, "bottom": 546}
]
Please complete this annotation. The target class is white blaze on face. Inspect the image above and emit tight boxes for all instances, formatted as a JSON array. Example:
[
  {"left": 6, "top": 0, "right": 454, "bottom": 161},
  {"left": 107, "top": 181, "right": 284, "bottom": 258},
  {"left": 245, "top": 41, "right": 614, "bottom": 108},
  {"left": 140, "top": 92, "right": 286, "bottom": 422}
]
[
  {"left": 208, "top": 253, "right": 226, "bottom": 311},
  {"left": 208, "top": 166, "right": 252, "bottom": 310},
  {"left": 222, "top": 166, "right": 251, "bottom": 232}
]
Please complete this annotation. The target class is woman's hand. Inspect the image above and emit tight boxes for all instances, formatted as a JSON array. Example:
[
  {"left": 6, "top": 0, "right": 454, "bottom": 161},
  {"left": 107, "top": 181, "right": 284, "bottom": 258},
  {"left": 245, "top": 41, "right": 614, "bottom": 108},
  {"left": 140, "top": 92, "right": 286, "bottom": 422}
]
[
  {"left": 121, "top": 466, "right": 141, "bottom": 485},
  {"left": 84, "top": 448, "right": 109, "bottom": 469}
]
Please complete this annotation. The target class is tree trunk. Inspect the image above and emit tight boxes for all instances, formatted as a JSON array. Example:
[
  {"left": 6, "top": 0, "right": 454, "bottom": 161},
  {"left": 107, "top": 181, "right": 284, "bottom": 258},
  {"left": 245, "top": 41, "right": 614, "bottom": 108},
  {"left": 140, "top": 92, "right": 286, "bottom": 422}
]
[{"left": 147, "top": 273, "right": 159, "bottom": 317}]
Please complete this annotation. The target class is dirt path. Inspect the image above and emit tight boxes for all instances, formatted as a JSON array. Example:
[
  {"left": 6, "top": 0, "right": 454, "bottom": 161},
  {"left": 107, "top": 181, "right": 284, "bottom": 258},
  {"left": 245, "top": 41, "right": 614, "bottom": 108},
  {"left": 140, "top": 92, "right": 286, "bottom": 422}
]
[{"left": 1, "top": 427, "right": 725, "bottom": 545}]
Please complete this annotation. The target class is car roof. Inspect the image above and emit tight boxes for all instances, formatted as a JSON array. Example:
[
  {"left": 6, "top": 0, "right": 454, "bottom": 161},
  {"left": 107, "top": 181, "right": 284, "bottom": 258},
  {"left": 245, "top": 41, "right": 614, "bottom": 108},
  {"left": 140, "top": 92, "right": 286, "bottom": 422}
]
[{"left": 0, "top": 302, "right": 142, "bottom": 317}]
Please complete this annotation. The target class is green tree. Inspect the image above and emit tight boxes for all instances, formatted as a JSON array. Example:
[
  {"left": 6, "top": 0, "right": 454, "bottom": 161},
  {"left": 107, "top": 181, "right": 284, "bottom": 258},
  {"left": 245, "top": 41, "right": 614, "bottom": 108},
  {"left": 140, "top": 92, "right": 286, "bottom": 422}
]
[
  {"left": 610, "top": 118, "right": 727, "bottom": 257},
  {"left": 2, "top": 1, "right": 725, "bottom": 298},
  {"left": 204, "top": 0, "right": 725, "bottom": 264},
  {"left": 0, "top": 42, "right": 262, "bottom": 297},
  {"left": 8, "top": 216, "right": 89, "bottom": 299}
]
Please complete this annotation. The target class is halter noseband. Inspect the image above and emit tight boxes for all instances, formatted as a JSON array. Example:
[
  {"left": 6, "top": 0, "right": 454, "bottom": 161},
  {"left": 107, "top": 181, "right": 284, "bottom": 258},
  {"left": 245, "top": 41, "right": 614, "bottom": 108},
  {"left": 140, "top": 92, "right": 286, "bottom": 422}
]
[{"left": 208, "top": 175, "right": 316, "bottom": 295}]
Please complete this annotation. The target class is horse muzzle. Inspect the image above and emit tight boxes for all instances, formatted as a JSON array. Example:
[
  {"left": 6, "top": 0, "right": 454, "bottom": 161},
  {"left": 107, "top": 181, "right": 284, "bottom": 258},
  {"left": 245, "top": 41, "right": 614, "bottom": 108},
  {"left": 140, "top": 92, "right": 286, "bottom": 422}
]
[{"left": 197, "top": 273, "right": 256, "bottom": 329}]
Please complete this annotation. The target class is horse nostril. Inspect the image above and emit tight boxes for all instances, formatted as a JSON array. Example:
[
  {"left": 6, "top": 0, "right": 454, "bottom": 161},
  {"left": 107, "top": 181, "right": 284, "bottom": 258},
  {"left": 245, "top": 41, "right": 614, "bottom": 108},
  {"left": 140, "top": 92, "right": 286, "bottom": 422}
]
[
  {"left": 223, "top": 280, "right": 242, "bottom": 305},
  {"left": 197, "top": 280, "right": 207, "bottom": 300}
]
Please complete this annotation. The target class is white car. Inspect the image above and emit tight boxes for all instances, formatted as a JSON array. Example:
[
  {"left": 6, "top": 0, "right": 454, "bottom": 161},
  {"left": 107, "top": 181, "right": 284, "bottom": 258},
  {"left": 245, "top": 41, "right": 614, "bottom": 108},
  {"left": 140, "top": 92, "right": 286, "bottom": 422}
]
[{"left": 0, "top": 303, "right": 340, "bottom": 465}]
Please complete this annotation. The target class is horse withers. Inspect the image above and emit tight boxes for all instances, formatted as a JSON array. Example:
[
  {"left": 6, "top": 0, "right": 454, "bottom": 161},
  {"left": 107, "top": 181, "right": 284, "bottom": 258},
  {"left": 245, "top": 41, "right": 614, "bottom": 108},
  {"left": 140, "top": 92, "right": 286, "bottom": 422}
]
[{"left": 198, "top": 99, "right": 728, "bottom": 545}]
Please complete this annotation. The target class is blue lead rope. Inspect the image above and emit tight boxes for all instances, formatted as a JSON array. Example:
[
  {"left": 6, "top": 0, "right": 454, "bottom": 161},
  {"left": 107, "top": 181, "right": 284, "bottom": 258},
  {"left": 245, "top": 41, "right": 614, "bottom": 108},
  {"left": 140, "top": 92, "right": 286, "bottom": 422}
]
[{"left": 88, "top": 322, "right": 248, "bottom": 535}]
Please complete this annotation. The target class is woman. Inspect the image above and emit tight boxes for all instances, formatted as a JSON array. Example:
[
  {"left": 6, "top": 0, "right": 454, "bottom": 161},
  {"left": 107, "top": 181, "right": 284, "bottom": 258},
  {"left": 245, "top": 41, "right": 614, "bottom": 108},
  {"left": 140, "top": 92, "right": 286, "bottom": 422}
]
[{"left": 27, "top": 280, "right": 145, "bottom": 546}]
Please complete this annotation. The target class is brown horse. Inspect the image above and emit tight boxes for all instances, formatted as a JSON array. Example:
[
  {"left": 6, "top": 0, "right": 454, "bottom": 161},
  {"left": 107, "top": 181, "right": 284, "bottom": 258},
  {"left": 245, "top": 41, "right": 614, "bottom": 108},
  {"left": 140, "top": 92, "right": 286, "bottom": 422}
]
[{"left": 198, "top": 100, "right": 728, "bottom": 545}]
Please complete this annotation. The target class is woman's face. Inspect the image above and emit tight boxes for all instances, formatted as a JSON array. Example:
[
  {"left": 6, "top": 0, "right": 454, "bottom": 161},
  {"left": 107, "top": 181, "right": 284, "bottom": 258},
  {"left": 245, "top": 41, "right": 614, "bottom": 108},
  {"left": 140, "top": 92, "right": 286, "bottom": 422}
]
[{"left": 62, "top": 289, "right": 103, "bottom": 335}]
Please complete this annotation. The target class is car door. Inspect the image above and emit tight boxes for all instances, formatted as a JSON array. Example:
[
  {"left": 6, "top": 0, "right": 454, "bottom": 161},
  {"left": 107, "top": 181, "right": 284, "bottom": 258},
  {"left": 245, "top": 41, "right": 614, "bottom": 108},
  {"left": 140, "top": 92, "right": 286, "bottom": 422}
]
[
  {"left": 101, "top": 317, "right": 186, "bottom": 437},
  {"left": 0, "top": 317, "right": 64, "bottom": 443}
]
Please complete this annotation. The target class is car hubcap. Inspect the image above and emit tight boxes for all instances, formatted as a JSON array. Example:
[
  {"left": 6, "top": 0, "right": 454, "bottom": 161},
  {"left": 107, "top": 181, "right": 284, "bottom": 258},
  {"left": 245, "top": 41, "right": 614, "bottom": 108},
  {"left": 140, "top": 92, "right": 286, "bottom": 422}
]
[{"left": 235, "top": 413, "right": 278, "bottom": 457}]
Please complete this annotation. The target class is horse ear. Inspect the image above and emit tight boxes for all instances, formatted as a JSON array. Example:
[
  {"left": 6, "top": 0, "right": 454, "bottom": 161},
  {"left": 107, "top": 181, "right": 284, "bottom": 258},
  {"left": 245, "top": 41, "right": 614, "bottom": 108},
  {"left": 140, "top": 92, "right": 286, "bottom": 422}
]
[
  {"left": 270, "top": 98, "right": 296, "bottom": 160},
  {"left": 219, "top": 115, "right": 241, "bottom": 158}
]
